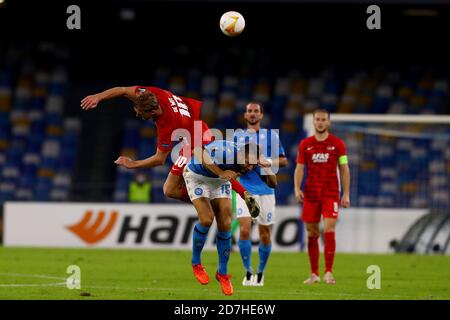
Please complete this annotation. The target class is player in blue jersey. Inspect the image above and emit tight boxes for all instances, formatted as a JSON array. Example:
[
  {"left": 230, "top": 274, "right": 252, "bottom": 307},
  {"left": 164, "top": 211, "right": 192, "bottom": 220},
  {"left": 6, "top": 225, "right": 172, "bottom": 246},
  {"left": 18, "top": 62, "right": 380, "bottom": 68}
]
[
  {"left": 183, "top": 140, "right": 269, "bottom": 295},
  {"left": 233, "top": 102, "right": 288, "bottom": 286}
]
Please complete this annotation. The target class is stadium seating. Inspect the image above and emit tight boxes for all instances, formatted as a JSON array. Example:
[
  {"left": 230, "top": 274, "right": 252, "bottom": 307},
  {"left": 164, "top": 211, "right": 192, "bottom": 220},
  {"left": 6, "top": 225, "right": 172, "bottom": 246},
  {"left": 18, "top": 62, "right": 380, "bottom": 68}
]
[
  {"left": 1, "top": 44, "right": 448, "bottom": 207},
  {"left": 111, "top": 63, "right": 448, "bottom": 206},
  {"left": 0, "top": 45, "right": 81, "bottom": 202}
]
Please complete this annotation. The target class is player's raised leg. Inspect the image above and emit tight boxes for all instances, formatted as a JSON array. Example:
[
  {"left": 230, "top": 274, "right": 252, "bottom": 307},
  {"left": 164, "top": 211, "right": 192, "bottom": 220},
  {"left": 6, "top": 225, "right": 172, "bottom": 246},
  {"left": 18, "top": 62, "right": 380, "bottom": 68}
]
[
  {"left": 163, "top": 155, "right": 192, "bottom": 203},
  {"left": 190, "top": 197, "right": 214, "bottom": 285},
  {"left": 323, "top": 217, "right": 337, "bottom": 284},
  {"left": 211, "top": 197, "right": 234, "bottom": 296},
  {"left": 304, "top": 222, "right": 321, "bottom": 284},
  {"left": 229, "top": 179, "right": 261, "bottom": 218}
]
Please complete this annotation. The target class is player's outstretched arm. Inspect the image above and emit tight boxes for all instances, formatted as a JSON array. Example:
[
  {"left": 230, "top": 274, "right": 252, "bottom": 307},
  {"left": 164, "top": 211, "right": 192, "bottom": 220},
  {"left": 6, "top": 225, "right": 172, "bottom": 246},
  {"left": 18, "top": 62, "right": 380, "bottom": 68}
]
[
  {"left": 339, "top": 163, "right": 351, "bottom": 208},
  {"left": 294, "top": 163, "right": 305, "bottom": 203},
  {"left": 81, "top": 86, "right": 137, "bottom": 110},
  {"left": 114, "top": 148, "right": 169, "bottom": 169}
]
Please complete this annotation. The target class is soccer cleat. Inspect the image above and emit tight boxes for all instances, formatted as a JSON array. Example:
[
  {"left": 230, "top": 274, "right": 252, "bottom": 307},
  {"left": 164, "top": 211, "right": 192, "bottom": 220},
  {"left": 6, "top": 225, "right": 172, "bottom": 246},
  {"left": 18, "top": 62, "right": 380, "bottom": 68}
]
[
  {"left": 303, "top": 273, "right": 320, "bottom": 284},
  {"left": 242, "top": 271, "right": 254, "bottom": 286},
  {"left": 324, "top": 272, "right": 336, "bottom": 285},
  {"left": 253, "top": 272, "right": 264, "bottom": 286},
  {"left": 244, "top": 192, "right": 260, "bottom": 218},
  {"left": 192, "top": 264, "right": 209, "bottom": 285},
  {"left": 216, "top": 271, "right": 234, "bottom": 295}
]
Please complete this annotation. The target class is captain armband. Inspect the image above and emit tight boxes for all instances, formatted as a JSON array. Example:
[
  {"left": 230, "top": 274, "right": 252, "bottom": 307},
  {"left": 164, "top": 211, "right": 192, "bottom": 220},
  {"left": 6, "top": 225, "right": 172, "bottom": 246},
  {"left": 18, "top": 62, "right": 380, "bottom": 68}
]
[{"left": 338, "top": 155, "right": 348, "bottom": 165}]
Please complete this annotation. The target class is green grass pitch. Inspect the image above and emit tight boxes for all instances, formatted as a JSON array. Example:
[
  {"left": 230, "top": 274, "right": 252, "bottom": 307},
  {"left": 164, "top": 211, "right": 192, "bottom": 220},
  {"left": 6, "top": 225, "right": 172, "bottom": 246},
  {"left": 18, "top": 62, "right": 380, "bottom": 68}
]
[{"left": 1, "top": 247, "right": 449, "bottom": 300}]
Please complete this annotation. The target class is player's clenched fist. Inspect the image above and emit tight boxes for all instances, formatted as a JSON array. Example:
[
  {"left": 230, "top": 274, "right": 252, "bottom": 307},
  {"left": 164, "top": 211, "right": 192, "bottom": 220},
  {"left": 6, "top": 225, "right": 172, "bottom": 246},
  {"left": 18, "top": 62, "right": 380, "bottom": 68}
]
[
  {"left": 81, "top": 94, "right": 101, "bottom": 110},
  {"left": 257, "top": 155, "right": 272, "bottom": 168},
  {"left": 295, "top": 189, "right": 304, "bottom": 204},
  {"left": 114, "top": 156, "right": 136, "bottom": 169},
  {"left": 341, "top": 193, "right": 350, "bottom": 208}
]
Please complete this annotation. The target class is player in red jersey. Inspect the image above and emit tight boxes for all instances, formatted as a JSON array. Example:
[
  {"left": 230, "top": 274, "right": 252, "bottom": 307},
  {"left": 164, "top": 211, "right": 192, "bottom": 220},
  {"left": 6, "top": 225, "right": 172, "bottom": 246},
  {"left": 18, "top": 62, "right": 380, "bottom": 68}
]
[
  {"left": 80, "top": 86, "right": 257, "bottom": 210},
  {"left": 294, "top": 109, "right": 350, "bottom": 285}
]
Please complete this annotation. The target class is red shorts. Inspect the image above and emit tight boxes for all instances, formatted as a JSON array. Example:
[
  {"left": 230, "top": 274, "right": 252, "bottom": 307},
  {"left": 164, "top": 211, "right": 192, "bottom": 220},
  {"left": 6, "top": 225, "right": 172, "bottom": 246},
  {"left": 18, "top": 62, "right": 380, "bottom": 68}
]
[{"left": 301, "top": 199, "right": 340, "bottom": 223}]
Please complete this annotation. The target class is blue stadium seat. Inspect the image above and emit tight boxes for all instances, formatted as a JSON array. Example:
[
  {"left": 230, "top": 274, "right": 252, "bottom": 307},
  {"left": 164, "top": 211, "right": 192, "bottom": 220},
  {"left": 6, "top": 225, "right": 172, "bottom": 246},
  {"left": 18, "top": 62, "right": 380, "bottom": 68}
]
[
  {"left": 0, "top": 182, "right": 16, "bottom": 201},
  {"left": 115, "top": 174, "right": 132, "bottom": 192},
  {"left": 34, "top": 177, "right": 53, "bottom": 201},
  {"left": 30, "top": 96, "right": 46, "bottom": 111}
]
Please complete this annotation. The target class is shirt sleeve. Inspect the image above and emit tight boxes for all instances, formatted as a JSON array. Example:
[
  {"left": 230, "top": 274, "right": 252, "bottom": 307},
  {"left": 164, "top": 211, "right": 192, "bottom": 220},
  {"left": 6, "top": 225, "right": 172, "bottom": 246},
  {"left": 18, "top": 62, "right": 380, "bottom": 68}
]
[
  {"left": 337, "top": 138, "right": 348, "bottom": 165},
  {"left": 270, "top": 130, "right": 286, "bottom": 158},
  {"left": 156, "top": 126, "right": 173, "bottom": 152},
  {"left": 296, "top": 140, "right": 305, "bottom": 164},
  {"left": 278, "top": 137, "right": 286, "bottom": 158},
  {"left": 336, "top": 138, "right": 347, "bottom": 156}
]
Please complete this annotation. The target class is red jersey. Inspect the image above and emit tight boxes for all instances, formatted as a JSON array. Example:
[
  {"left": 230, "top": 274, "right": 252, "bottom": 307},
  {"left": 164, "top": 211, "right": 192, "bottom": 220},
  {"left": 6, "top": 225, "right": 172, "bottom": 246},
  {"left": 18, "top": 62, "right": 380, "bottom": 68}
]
[
  {"left": 296, "top": 134, "right": 347, "bottom": 202},
  {"left": 135, "top": 86, "right": 211, "bottom": 152}
]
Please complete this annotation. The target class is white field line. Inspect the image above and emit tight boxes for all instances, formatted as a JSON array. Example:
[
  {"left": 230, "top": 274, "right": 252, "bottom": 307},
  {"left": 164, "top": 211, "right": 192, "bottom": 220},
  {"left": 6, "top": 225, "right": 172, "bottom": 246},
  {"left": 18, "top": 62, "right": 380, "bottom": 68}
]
[
  {"left": 0, "top": 283, "right": 67, "bottom": 288},
  {"left": 0, "top": 273, "right": 448, "bottom": 299},
  {"left": 80, "top": 285, "right": 448, "bottom": 299},
  {"left": 0, "top": 273, "right": 67, "bottom": 288}
]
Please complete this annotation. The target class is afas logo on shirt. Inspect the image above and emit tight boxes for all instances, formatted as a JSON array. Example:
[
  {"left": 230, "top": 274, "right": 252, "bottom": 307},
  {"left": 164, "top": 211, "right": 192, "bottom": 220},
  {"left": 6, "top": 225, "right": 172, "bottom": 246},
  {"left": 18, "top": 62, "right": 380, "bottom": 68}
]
[{"left": 311, "top": 153, "right": 329, "bottom": 163}]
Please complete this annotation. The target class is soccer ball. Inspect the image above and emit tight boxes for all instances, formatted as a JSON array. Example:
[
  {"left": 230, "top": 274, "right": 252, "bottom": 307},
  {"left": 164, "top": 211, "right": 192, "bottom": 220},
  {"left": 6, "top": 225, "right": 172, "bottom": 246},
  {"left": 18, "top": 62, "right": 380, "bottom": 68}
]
[{"left": 219, "top": 11, "right": 245, "bottom": 37}]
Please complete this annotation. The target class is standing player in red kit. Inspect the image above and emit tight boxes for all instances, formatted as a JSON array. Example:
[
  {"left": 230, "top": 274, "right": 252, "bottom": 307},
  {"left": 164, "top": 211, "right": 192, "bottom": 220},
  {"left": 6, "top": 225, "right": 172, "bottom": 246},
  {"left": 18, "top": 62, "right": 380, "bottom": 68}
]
[
  {"left": 80, "top": 86, "right": 258, "bottom": 213},
  {"left": 294, "top": 109, "right": 350, "bottom": 285}
]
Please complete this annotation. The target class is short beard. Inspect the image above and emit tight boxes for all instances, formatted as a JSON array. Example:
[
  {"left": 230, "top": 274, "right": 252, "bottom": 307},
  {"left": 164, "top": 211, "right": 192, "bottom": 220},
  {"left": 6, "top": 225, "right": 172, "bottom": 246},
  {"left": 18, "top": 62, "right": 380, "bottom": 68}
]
[
  {"left": 247, "top": 119, "right": 260, "bottom": 126},
  {"left": 315, "top": 128, "right": 328, "bottom": 134}
]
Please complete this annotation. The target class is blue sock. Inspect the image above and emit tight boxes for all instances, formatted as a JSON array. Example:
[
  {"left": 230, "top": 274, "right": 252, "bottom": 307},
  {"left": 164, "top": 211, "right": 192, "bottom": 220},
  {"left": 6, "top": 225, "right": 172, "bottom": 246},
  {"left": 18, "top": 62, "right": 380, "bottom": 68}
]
[
  {"left": 238, "top": 239, "right": 252, "bottom": 272},
  {"left": 257, "top": 243, "right": 272, "bottom": 274},
  {"left": 216, "top": 231, "right": 231, "bottom": 275},
  {"left": 192, "top": 223, "right": 209, "bottom": 265}
]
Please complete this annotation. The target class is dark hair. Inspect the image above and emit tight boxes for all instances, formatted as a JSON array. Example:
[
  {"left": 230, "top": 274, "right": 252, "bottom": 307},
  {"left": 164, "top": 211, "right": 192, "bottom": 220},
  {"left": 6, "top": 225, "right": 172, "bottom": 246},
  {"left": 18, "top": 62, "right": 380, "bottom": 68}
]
[
  {"left": 313, "top": 108, "right": 330, "bottom": 119},
  {"left": 245, "top": 102, "right": 264, "bottom": 114},
  {"left": 134, "top": 91, "right": 158, "bottom": 113},
  {"left": 239, "top": 142, "right": 261, "bottom": 164}
]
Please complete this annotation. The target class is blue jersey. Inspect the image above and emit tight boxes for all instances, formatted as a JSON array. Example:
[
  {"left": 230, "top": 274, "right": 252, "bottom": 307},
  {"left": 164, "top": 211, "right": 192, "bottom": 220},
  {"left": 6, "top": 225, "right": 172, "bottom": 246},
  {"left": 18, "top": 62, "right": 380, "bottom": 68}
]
[
  {"left": 187, "top": 140, "right": 243, "bottom": 178},
  {"left": 233, "top": 128, "right": 286, "bottom": 195}
]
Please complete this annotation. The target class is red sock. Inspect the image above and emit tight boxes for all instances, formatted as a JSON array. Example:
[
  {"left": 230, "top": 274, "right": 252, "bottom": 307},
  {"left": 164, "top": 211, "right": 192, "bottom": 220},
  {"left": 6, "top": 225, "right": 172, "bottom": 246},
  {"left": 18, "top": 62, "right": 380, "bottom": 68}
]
[
  {"left": 324, "top": 231, "right": 336, "bottom": 273},
  {"left": 179, "top": 185, "right": 192, "bottom": 204},
  {"left": 307, "top": 236, "right": 319, "bottom": 275},
  {"left": 230, "top": 179, "right": 247, "bottom": 199}
]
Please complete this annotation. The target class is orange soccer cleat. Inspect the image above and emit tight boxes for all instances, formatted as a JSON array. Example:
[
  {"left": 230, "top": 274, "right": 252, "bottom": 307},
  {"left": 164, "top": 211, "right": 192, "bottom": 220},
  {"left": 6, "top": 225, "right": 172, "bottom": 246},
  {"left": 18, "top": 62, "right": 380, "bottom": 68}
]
[
  {"left": 192, "top": 264, "right": 209, "bottom": 285},
  {"left": 215, "top": 271, "right": 234, "bottom": 296}
]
